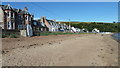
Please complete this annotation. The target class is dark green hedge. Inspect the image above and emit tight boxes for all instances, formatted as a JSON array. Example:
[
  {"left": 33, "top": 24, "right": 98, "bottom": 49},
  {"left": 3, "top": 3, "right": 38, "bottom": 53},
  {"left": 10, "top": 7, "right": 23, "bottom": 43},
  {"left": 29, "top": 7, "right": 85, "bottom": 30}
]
[{"left": 71, "top": 23, "right": 120, "bottom": 32}]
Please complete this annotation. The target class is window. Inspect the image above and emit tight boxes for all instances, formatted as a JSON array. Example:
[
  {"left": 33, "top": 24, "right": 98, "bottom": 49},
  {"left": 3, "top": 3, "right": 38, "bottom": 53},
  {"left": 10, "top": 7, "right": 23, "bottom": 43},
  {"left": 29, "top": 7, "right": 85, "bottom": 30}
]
[
  {"left": 25, "top": 16, "right": 29, "bottom": 21},
  {"left": 11, "top": 12, "right": 13, "bottom": 18},
  {"left": 34, "top": 22, "right": 37, "bottom": 25},
  {"left": 8, "top": 22, "right": 9, "bottom": 28},
  {"left": 25, "top": 16, "right": 27, "bottom": 20},
  {"left": 8, "top": 22, "right": 11, "bottom": 29},
  {"left": 7, "top": 12, "right": 9, "bottom": 17},
  {"left": 11, "top": 12, "right": 14, "bottom": 18},
  {"left": 18, "top": 25, "right": 23, "bottom": 29},
  {"left": 27, "top": 16, "right": 29, "bottom": 21},
  {"left": 19, "top": 15, "right": 22, "bottom": 19},
  {"left": 29, "top": 17, "right": 31, "bottom": 21}
]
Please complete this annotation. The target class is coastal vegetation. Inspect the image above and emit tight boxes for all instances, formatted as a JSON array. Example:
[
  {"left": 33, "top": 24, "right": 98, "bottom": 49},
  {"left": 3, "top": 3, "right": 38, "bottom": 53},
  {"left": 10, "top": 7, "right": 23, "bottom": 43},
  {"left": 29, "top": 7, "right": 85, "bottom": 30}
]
[
  {"left": 40, "top": 32, "right": 77, "bottom": 36},
  {"left": 59, "top": 22, "right": 120, "bottom": 32},
  {"left": 1, "top": 22, "right": 119, "bottom": 38}
]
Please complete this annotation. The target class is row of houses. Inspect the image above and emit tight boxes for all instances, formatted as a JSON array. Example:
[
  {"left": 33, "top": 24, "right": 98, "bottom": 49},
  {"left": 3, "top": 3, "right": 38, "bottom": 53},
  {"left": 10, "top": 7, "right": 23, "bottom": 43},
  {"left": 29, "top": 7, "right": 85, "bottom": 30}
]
[{"left": 0, "top": 4, "right": 70, "bottom": 36}]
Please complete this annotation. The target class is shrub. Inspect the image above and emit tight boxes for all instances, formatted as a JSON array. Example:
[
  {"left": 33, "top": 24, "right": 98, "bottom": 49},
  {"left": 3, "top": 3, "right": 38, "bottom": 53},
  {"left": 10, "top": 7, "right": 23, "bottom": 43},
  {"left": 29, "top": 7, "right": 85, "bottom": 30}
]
[
  {"left": 10, "top": 34, "right": 18, "bottom": 38},
  {"left": 0, "top": 34, "right": 6, "bottom": 38}
]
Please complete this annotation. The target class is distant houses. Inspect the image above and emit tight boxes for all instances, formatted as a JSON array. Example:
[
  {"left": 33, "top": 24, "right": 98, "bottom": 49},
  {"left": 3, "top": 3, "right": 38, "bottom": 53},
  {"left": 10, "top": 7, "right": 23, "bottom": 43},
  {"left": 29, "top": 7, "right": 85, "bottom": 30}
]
[
  {"left": 0, "top": 4, "right": 71, "bottom": 37},
  {"left": 1, "top": 4, "right": 100, "bottom": 37},
  {"left": 40, "top": 17, "right": 58, "bottom": 32},
  {"left": 40, "top": 17, "right": 69, "bottom": 32}
]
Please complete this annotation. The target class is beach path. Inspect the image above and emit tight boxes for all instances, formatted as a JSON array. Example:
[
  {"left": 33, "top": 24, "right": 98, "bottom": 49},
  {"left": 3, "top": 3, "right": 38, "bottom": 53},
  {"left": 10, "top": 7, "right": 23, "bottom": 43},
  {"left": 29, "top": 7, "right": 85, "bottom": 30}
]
[{"left": 2, "top": 34, "right": 118, "bottom": 66}]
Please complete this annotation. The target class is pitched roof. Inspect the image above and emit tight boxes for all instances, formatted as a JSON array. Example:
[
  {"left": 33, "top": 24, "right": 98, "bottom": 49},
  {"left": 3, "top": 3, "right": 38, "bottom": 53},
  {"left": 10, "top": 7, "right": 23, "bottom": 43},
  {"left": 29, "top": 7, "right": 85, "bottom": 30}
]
[
  {"left": 2, "top": 4, "right": 14, "bottom": 10},
  {"left": 47, "top": 19, "right": 58, "bottom": 26},
  {"left": 18, "top": 10, "right": 30, "bottom": 15},
  {"left": 33, "top": 20, "right": 46, "bottom": 28},
  {"left": 1, "top": 4, "right": 31, "bottom": 15}
]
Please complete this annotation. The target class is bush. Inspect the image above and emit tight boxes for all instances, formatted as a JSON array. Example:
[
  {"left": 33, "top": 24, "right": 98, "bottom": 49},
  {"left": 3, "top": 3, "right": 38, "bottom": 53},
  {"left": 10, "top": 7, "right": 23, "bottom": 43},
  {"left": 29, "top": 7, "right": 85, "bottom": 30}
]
[
  {"left": 10, "top": 34, "right": 18, "bottom": 38},
  {"left": 71, "top": 23, "right": 119, "bottom": 32},
  {"left": 0, "top": 34, "right": 6, "bottom": 38}
]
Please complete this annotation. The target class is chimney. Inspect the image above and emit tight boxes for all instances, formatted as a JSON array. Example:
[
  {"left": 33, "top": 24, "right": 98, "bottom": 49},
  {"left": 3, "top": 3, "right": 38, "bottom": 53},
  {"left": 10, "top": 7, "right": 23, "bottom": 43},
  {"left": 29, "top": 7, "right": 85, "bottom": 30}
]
[
  {"left": 41, "top": 16, "right": 46, "bottom": 19},
  {"left": 8, "top": 4, "right": 10, "bottom": 6},
  {"left": 24, "top": 7, "right": 28, "bottom": 11},
  {"left": 52, "top": 19, "right": 56, "bottom": 22},
  {"left": 41, "top": 16, "right": 46, "bottom": 23}
]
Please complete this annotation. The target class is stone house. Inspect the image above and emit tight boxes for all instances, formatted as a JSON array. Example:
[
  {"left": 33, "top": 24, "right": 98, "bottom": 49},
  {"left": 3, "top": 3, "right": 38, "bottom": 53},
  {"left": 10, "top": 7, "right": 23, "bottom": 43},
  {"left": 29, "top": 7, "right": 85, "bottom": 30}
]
[
  {"left": 0, "top": 4, "right": 16, "bottom": 30},
  {"left": 16, "top": 7, "right": 34, "bottom": 30},
  {"left": 0, "top": 4, "right": 34, "bottom": 36},
  {"left": 58, "top": 23, "right": 69, "bottom": 32},
  {"left": 40, "top": 17, "right": 59, "bottom": 32},
  {"left": 32, "top": 20, "right": 48, "bottom": 35}
]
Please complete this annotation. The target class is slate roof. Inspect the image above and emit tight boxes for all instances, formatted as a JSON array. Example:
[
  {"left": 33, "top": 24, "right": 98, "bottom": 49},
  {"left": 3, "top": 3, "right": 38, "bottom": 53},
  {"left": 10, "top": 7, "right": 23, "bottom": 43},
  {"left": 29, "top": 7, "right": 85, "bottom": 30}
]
[
  {"left": 1, "top": 4, "right": 31, "bottom": 15},
  {"left": 46, "top": 19, "right": 58, "bottom": 27},
  {"left": 18, "top": 10, "right": 30, "bottom": 15},
  {"left": 33, "top": 20, "right": 46, "bottom": 28},
  {"left": 1, "top": 4, "right": 14, "bottom": 10}
]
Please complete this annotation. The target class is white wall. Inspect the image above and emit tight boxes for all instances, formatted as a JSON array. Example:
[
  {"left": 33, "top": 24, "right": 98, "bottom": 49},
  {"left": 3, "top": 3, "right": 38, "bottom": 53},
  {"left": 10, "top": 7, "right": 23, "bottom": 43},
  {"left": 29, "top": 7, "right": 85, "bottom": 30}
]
[{"left": 0, "top": 7, "right": 4, "bottom": 22}]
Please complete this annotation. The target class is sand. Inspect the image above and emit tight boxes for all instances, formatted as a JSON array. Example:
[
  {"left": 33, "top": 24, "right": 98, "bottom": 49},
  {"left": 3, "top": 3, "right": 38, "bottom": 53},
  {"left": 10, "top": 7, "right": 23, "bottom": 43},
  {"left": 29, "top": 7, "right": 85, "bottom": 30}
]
[{"left": 2, "top": 34, "right": 118, "bottom": 66}]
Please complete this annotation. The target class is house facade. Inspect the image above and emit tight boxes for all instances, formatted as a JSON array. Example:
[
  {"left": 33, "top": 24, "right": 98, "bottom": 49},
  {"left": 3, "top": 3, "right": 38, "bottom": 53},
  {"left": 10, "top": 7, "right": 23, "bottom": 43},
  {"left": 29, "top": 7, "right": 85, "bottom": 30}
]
[
  {"left": 0, "top": 4, "right": 73, "bottom": 37},
  {"left": 0, "top": 4, "right": 34, "bottom": 36},
  {"left": 32, "top": 20, "right": 48, "bottom": 35},
  {"left": 40, "top": 17, "right": 60, "bottom": 32},
  {"left": 0, "top": 6, "right": 4, "bottom": 29},
  {"left": 0, "top": 4, "right": 16, "bottom": 30},
  {"left": 0, "top": 4, "right": 34, "bottom": 30},
  {"left": 58, "top": 23, "right": 69, "bottom": 32}
]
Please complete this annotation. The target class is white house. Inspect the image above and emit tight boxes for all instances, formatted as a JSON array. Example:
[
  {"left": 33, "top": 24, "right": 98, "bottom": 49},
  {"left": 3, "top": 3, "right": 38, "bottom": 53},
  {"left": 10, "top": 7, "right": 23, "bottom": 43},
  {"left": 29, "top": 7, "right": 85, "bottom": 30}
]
[
  {"left": 92, "top": 28, "right": 100, "bottom": 33},
  {"left": 0, "top": 6, "right": 4, "bottom": 29}
]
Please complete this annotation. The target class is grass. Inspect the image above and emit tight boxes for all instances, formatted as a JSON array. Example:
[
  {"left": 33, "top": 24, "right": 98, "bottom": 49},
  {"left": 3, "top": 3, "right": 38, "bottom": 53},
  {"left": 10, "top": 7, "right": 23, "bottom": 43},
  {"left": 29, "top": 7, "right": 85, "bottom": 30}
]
[
  {"left": 40, "top": 32, "right": 81, "bottom": 36},
  {"left": 0, "top": 34, "right": 6, "bottom": 38},
  {"left": 9, "top": 34, "right": 18, "bottom": 38},
  {"left": 0, "top": 34, "right": 18, "bottom": 38},
  {"left": 0, "top": 31, "right": 93, "bottom": 38}
]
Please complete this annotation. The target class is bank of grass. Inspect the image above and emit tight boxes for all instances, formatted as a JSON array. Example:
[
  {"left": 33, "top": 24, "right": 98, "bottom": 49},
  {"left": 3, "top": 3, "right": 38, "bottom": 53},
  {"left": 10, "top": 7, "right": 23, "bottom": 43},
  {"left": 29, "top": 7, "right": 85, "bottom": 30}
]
[
  {"left": 0, "top": 32, "right": 94, "bottom": 38},
  {"left": 40, "top": 32, "right": 76, "bottom": 36},
  {"left": 40, "top": 32, "right": 93, "bottom": 36},
  {"left": 0, "top": 34, "right": 18, "bottom": 38}
]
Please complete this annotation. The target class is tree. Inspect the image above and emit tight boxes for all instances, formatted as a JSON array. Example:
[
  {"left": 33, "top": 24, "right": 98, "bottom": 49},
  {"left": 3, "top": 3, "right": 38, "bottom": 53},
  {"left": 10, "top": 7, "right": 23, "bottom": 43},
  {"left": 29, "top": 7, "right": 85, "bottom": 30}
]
[{"left": 113, "top": 21, "right": 116, "bottom": 23}]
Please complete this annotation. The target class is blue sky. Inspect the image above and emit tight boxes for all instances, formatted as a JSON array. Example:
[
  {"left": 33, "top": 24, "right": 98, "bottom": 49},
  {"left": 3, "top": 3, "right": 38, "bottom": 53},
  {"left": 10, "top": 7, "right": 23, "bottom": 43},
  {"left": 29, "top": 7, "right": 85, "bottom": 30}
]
[
  {"left": 2, "top": 2, "right": 118, "bottom": 23},
  {"left": 1, "top": 0, "right": 120, "bottom": 2}
]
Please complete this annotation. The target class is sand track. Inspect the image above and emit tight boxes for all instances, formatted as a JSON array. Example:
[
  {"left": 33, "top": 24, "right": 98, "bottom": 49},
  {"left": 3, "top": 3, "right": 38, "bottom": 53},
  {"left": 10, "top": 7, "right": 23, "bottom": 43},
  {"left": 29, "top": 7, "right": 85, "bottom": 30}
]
[{"left": 2, "top": 34, "right": 118, "bottom": 66}]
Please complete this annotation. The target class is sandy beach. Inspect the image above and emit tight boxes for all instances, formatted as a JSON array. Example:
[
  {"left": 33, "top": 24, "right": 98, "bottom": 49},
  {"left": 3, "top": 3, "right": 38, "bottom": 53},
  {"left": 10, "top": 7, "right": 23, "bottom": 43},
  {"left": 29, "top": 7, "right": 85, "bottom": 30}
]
[{"left": 2, "top": 34, "right": 118, "bottom": 66}]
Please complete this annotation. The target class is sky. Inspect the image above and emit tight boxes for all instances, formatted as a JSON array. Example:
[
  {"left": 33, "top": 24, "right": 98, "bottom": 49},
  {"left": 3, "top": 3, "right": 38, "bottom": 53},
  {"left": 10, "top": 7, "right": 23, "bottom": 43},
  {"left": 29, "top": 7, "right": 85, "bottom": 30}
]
[
  {"left": 1, "top": 0, "right": 120, "bottom": 2},
  {"left": 2, "top": 2, "right": 118, "bottom": 23}
]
